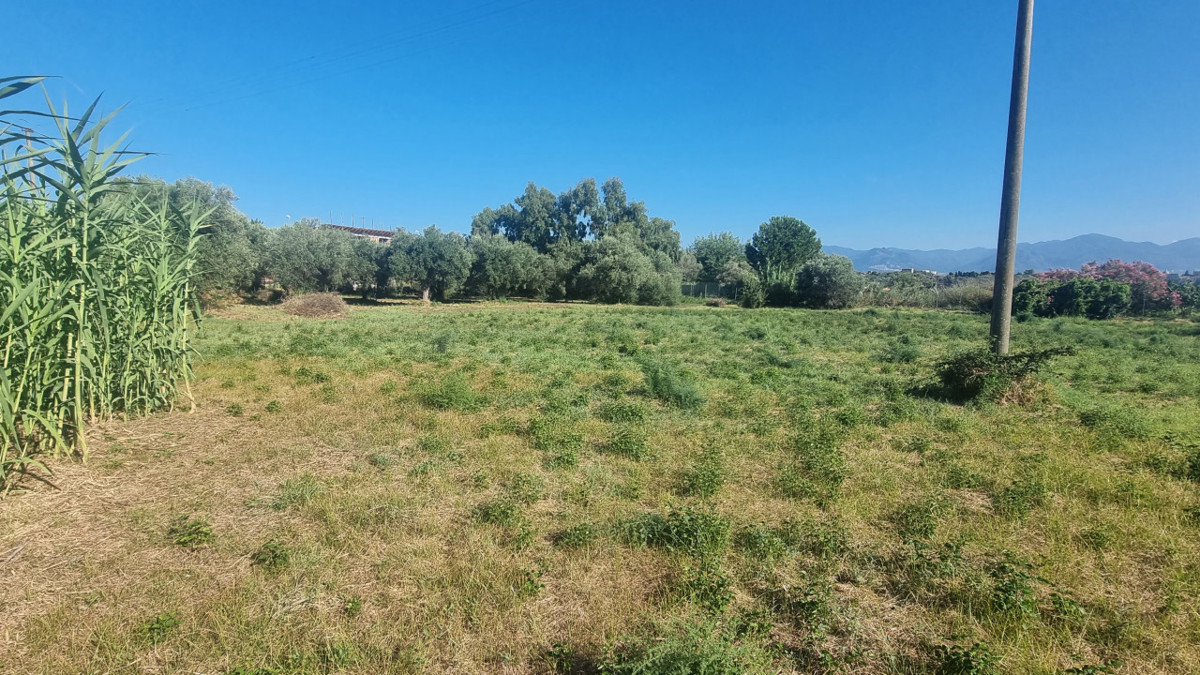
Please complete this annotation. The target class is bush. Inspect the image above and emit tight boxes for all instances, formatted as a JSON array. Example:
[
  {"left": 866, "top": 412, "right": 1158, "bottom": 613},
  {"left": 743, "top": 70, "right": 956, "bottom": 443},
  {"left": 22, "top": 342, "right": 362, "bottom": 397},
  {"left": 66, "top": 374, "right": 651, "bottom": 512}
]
[
  {"left": 934, "top": 347, "right": 1074, "bottom": 402},
  {"left": 793, "top": 254, "right": 865, "bottom": 309},
  {"left": 281, "top": 292, "right": 348, "bottom": 318}
]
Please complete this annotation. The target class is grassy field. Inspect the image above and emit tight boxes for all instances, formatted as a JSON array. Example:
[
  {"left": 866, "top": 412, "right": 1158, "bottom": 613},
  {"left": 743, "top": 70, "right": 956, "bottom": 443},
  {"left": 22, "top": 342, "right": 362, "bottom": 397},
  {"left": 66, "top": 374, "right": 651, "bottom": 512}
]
[{"left": 2, "top": 302, "right": 1199, "bottom": 674}]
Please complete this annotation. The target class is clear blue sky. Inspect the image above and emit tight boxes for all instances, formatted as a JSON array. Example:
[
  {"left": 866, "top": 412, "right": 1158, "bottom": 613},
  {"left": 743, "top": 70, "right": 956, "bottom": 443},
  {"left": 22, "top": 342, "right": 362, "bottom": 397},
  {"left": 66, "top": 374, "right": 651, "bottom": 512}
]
[{"left": 10, "top": 1, "right": 1200, "bottom": 249}]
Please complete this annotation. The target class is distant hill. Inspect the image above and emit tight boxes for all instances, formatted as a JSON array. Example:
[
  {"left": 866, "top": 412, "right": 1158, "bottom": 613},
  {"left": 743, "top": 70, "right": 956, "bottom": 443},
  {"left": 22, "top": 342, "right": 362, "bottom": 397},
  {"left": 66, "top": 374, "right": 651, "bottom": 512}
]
[{"left": 825, "top": 234, "right": 1200, "bottom": 274}]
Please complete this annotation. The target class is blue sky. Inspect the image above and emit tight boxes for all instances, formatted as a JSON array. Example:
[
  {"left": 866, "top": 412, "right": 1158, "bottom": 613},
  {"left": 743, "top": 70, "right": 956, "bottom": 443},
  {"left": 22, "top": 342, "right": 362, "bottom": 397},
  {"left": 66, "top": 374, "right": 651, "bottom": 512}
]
[{"left": 10, "top": 1, "right": 1199, "bottom": 249}]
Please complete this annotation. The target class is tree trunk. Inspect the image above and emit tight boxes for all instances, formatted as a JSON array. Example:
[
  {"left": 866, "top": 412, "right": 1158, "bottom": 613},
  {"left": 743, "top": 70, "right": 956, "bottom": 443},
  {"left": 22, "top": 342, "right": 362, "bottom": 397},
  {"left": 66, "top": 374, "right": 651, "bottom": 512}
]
[{"left": 422, "top": 286, "right": 431, "bottom": 304}]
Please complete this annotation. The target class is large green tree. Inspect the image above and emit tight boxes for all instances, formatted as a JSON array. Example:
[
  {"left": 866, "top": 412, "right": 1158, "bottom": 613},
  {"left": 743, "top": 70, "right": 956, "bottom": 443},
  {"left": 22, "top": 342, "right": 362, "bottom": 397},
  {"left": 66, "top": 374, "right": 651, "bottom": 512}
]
[
  {"left": 467, "top": 234, "right": 541, "bottom": 299},
  {"left": 691, "top": 232, "right": 744, "bottom": 282},
  {"left": 745, "top": 216, "right": 821, "bottom": 286},
  {"left": 471, "top": 177, "right": 681, "bottom": 260},
  {"left": 576, "top": 233, "right": 680, "bottom": 306},
  {"left": 389, "top": 226, "right": 473, "bottom": 302},
  {"left": 266, "top": 219, "right": 361, "bottom": 294}
]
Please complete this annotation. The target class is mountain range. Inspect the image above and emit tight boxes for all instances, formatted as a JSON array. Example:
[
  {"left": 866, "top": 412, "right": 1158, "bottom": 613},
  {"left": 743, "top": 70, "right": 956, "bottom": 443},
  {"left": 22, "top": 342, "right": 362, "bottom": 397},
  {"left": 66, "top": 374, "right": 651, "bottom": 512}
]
[{"left": 825, "top": 234, "right": 1200, "bottom": 274}]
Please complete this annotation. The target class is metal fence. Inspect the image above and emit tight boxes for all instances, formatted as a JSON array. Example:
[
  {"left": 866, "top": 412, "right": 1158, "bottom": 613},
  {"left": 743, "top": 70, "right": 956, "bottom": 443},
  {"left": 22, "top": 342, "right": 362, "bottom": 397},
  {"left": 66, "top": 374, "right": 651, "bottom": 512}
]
[{"left": 680, "top": 282, "right": 741, "bottom": 299}]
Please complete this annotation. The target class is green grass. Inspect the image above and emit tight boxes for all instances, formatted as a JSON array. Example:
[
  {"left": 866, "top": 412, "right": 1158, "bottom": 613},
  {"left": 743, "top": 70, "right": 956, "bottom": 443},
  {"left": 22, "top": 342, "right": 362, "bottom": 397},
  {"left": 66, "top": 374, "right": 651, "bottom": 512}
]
[{"left": 3, "top": 302, "right": 1200, "bottom": 673}]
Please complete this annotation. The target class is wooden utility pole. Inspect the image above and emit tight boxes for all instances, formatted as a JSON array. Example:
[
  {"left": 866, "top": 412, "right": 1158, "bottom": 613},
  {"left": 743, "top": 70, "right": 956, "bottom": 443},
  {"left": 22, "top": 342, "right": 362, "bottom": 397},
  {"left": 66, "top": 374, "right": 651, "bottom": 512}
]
[{"left": 989, "top": 0, "right": 1035, "bottom": 355}]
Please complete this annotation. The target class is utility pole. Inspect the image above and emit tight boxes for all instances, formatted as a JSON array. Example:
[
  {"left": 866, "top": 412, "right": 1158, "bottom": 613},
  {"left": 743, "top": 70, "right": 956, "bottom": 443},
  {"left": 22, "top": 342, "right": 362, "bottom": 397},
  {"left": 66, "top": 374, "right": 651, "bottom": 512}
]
[{"left": 989, "top": 0, "right": 1035, "bottom": 355}]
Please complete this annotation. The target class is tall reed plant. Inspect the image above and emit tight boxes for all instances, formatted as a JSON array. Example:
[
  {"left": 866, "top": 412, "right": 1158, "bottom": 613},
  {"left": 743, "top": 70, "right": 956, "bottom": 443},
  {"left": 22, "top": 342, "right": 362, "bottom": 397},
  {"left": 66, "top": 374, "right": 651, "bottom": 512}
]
[{"left": 1, "top": 76, "right": 204, "bottom": 490}]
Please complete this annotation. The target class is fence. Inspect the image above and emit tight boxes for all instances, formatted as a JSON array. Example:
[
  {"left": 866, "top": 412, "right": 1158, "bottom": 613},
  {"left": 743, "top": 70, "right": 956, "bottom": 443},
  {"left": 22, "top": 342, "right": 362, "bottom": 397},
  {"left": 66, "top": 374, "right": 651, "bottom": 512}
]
[{"left": 681, "top": 282, "right": 741, "bottom": 299}]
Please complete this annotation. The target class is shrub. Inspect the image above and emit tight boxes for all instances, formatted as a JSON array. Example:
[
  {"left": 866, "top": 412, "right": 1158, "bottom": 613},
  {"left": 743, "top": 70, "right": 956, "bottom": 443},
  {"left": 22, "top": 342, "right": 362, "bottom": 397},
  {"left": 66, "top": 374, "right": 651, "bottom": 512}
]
[
  {"left": 281, "top": 292, "right": 348, "bottom": 318},
  {"left": 934, "top": 347, "right": 1074, "bottom": 402},
  {"left": 793, "top": 254, "right": 865, "bottom": 309}
]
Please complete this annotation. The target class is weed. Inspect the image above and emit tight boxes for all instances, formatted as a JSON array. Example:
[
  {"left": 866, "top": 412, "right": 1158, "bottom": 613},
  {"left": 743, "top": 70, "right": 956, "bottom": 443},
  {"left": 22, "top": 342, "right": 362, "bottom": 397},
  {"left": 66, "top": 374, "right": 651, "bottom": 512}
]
[
  {"left": 226, "top": 403, "right": 244, "bottom": 416},
  {"left": 141, "top": 612, "right": 181, "bottom": 644},
  {"left": 294, "top": 365, "right": 330, "bottom": 384},
  {"left": 505, "top": 473, "right": 545, "bottom": 504},
  {"left": 368, "top": 452, "right": 397, "bottom": 468},
  {"left": 736, "top": 524, "right": 789, "bottom": 564},
  {"left": 987, "top": 554, "right": 1038, "bottom": 619},
  {"left": 780, "top": 516, "right": 849, "bottom": 559},
  {"left": 514, "top": 566, "right": 546, "bottom": 598},
  {"left": 250, "top": 540, "right": 290, "bottom": 570},
  {"left": 341, "top": 594, "right": 364, "bottom": 617},
  {"left": 942, "top": 463, "right": 986, "bottom": 490},
  {"left": 676, "top": 454, "right": 725, "bottom": 498},
  {"left": 990, "top": 478, "right": 1047, "bottom": 518},
  {"left": 168, "top": 515, "right": 214, "bottom": 548},
  {"left": 778, "top": 425, "right": 846, "bottom": 507},
  {"left": 265, "top": 400, "right": 282, "bottom": 413},
  {"left": 1079, "top": 405, "right": 1152, "bottom": 441},
  {"left": 1045, "top": 592, "right": 1087, "bottom": 627},
  {"left": 932, "top": 642, "right": 999, "bottom": 675},
  {"left": 596, "top": 399, "right": 649, "bottom": 423},
  {"left": 675, "top": 558, "right": 734, "bottom": 613},
  {"left": 641, "top": 359, "right": 704, "bottom": 409},
  {"left": 419, "top": 373, "right": 482, "bottom": 411},
  {"left": 762, "top": 572, "right": 834, "bottom": 634},
  {"left": 620, "top": 505, "right": 730, "bottom": 558},
  {"left": 473, "top": 498, "right": 522, "bottom": 527},
  {"left": 433, "top": 331, "right": 456, "bottom": 353},
  {"left": 1065, "top": 659, "right": 1123, "bottom": 674},
  {"left": 891, "top": 496, "right": 946, "bottom": 540},
  {"left": 1078, "top": 527, "right": 1113, "bottom": 551},
  {"left": 271, "top": 474, "right": 323, "bottom": 510},
  {"left": 600, "top": 425, "right": 650, "bottom": 460},
  {"left": 877, "top": 336, "right": 922, "bottom": 363},
  {"left": 553, "top": 523, "right": 599, "bottom": 548},
  {"left": 529, "top": 415, "right": 586, "bottom": 456},
  {"left": 601, "top": 620, "right": 774, "bottom": 674}
]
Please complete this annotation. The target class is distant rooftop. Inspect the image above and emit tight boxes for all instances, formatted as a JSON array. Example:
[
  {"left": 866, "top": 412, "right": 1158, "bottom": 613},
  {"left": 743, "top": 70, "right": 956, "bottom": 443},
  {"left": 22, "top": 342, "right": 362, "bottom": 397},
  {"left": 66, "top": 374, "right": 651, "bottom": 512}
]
[{"left": 325, "top": 224, "right": 395, "bottom": 239}]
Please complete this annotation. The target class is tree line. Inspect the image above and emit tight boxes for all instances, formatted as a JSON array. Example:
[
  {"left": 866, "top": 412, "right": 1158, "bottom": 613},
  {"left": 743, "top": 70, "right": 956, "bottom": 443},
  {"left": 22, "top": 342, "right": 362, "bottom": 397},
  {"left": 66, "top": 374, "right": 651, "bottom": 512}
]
[{"left": 115, "top": 175, "right": 1198, "bottom": 315}]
